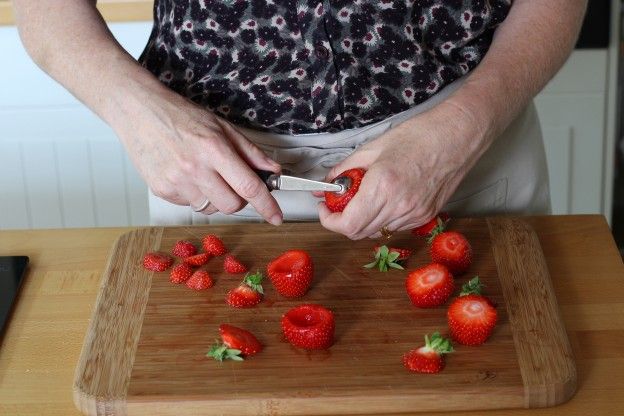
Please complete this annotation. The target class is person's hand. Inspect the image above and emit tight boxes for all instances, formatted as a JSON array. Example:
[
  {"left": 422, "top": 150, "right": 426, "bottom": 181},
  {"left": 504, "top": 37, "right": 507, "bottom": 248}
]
[
  {"left": 110, "top": 84, "right": 283, "bottom": 225},
  {"left": 318, "top": 103, "right": 490, "bottom": 239}
]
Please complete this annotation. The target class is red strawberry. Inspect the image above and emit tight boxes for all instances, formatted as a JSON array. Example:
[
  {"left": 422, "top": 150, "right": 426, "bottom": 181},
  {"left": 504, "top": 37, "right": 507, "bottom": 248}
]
[
  {"left": 324, "top": 168, "right": 366, "bottom": 213},
  {"left": 186, "top": 269, "right": 214, "bottom": 290},
  {"left": 281, "top": 304, "right": 335, "bottom": 350},
  {"left": 184, "top": 252, "right": 212, "bottom": 267},
  {"left": 267, "top": 249, "right": 313, "bottom": 298},
  {"left": 405, "top": 263, "right": 454, "bottom": 308},
  {"left": 172, "top": 240, "right": 197, "bottom": 258},
  {"left": 365, "top": 245, "right": 411, "bottom": 272},
  {"left": 226, "top": 272, "right": 264, "bottom": 308},
  {"left": 170, "top": 262, "right": 193, "bottom": 284},
  {"left": 202, "top": 234, "right": 227, "bottom": 256},
  {"left": 447, "top": 277, "right": 498, "bottom": 346},
  {"left": 429, "top": 222, "right": 472, "bottom": 275},
  {"left": 223, "top": 254, "right": 248, "bottom": 274},
  {"left": 403, "top": 332, "right": 454, "bottom": 374},
  {"left": 142, "top": 252, "right": 174, "bottom": 272},
  {"left": 412, "top": 213, "right": 450, "bottom": 237},
  {"left": 206, "top": 324, "right": 263, "bottom": 361}
]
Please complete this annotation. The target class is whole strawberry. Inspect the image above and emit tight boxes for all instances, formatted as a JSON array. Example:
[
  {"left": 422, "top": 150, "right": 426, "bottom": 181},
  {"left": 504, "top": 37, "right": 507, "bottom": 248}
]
[
  {"left": 447, "top": 277, "right": 498, "bottom": 346},
  {"left": 172, "top": 240, "right": 197, "bottom": 258},
  {"left": 281, "top": 304, "right": 335, "bottom": 350},
  {"left": 267, "top": 249, "right": 313, "bottom": 298},
  {"left": 412, "top": 213, "right": 450, "bottom": 237},
  {"left": 364, "top": 245, "right": 411, "bottom": 272},
  {"left": 186, "top": 270, "right": 214, "bottom": 290},
  {"left": 324, "top": 168, "right": 366, "bottom": 213},
  {"left": 170, "top": 262, "right": 193, "bottom": 284},
  {"left": 207, "top": 324, "right": 263, "bottom": 361},
  {"left": 405, "top": 263, "right": 454, "bottom": 308},
  {"left": 429, "top": 222, "right": 472, "bottom": 276},
  {"left": 403, "top": 332, "right": 454, "bottom": 374},
  {"left": 202, "top": 234, "right": 227, "bottom": 256},
  {"left": 223, "top": 254, "right": 248, "bottom": 274},
  {"left": 226, "top": 272, "right": 264, "bottom": 308},
  {"left": 142, "top": 252, "right": 174, "bottom": 272}
]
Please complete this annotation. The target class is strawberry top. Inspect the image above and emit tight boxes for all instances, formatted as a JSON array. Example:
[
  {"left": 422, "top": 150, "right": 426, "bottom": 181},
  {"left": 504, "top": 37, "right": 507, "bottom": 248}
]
[
  {"left": 412, "top": 213, "right": 450, "bottom": 237},
  {"left": 207, "top": 324, "right": 263, "bottom": 361}
]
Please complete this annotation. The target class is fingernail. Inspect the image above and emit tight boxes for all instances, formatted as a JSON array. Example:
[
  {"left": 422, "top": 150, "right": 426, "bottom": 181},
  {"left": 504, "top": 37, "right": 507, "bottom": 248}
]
[{"left": 269, "top": 214, "right": 283, "bottom": 226}]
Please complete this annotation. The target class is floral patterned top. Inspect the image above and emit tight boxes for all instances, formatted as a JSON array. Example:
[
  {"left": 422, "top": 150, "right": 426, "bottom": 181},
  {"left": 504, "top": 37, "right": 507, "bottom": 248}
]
[{"left": 139, "top": 0, "right": 511, "bottom": 134}]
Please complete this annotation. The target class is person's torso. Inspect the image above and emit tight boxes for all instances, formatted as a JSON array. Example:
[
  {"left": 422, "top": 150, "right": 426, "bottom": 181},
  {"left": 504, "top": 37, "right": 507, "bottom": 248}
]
[{"left": 139, "top": 0, "right": 511, "bottom": 135}]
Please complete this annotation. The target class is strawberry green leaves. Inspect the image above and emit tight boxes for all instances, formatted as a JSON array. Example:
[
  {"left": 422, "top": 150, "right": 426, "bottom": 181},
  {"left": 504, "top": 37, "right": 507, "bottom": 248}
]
[
  {"left": 364, "top": 245, "right": 405, "bottom": 272},
  {"left": 206, "top": 343, "right": 244, "bottom": 362}
]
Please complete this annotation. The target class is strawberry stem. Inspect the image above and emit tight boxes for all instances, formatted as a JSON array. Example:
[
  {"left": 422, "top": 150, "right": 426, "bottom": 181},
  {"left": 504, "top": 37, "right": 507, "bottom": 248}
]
[
  {"left": 243, "top": 271, "right": 264, "bottom": 294},
  {"left": 460, "top": 276, "right": 483, "bottom": 296},
  {"left": 427, "top": 217, "right": 447, "bottom": 244},
  {"left": 425, "top": 332, "right": 454, "bottom": 354},
  {"left": 206, "top": 342, "right": 244, "bottom": 361},
  {"left": 363, "top": 245, "right": 404, "bottom": 272}
]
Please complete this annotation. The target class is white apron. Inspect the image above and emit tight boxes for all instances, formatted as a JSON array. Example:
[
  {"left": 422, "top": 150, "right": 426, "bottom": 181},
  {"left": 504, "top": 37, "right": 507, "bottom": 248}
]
[{"left": 149, "top": 77, "right": 550, "bottom": 225}]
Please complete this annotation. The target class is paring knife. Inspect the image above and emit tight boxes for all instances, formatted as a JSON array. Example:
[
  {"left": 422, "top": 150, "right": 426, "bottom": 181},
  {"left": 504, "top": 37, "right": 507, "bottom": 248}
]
[{"left": 255, "top": 170, "right": 350, "bottom": 194}]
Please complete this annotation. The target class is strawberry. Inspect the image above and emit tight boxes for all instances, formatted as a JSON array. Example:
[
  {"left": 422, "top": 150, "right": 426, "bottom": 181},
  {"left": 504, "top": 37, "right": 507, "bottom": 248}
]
[
  {"left": 207, "top": 324, "right": 263, "bottom": 361},
  {"left": 405, "top": 263, "right": 454, "bottom": 308},
  {"left": 170, "top": 262, "right": 193, "bottom": 284},
  {"left": 412, "top": 213, "right": 450, "bottom": 237},
  {"left": 186, "top": 269, "right": 214, "bottom": 290},
  {"left": 324, "top": 168, "right": 366, "bottom": 213},
  {"left": 184, "top": 252, "right": 212, "bottom": 267},
  {"left": 447, "top": 277, "right": 498, "bottom": 346},
  {"left": 142, "top": 252, "right": 174, "bottom": 272},
  {"left": 429, "top": 222, "right": 472, "bottom": 275},
  {"left": 266, "top": 249, "right": 313, "bottom": 298},
  {"left": 364, "top": 245, "right": 411, "bottom": 272},
  {"left": 281, "top": 304, "right": 335, "bottom": 350},
  {"left": 402, "top": 332, "right": 454, "bottom": 374},
  {"left": 171, "top": 240, "right": 197, "bottom": 258},
  {"left": 225, "top": 272, "right": 264, "bottom": 308},
  {"left": 202, "top": 234, "right": 227, "bottom": 256},
  {"left": 223, "top": 254, "right": 248, "bottom": 274}
]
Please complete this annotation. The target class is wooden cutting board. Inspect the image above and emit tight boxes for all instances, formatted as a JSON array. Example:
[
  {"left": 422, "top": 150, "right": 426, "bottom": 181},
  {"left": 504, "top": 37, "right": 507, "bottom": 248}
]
[{"left": 73, "top": 217, "right": 576, "bottom": 415}]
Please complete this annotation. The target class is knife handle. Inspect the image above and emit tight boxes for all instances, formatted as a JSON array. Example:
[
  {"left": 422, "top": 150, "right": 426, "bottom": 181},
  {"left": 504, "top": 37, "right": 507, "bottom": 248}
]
[{"left": 254, "top": 169, "right": 279, "bottom": 191}]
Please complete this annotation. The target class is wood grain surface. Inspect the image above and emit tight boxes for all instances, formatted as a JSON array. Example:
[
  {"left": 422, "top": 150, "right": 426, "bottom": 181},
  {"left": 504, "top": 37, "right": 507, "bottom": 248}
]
[{"left": 72, "top": 217, "right": 574, "bottom": 415}]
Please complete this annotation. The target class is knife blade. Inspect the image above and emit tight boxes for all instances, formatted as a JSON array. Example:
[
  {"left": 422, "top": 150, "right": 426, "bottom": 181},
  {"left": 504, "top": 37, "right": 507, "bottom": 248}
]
[{"left": 255, "top": 170, "right": 348, "bottom": 193}]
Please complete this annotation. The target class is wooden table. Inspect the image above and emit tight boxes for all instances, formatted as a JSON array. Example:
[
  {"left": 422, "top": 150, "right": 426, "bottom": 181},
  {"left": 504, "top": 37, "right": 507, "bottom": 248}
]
[{"left": 1, "top": 215, "right": 623, "bottom": 416}]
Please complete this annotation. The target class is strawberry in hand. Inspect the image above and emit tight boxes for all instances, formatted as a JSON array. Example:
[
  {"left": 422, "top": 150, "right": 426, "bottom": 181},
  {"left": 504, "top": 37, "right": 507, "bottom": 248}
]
[
  {"left": 447, "top": 277, "right": 498, "bottom": 346},
  {"left": 412, "top": 213, "right": 450, "bottom": 237},
  {"left": 267, "top": 249, "right": 313, "bottom": 298},
  {"left": 364, "top": 245, "right": 411, "bottom": 272},
  {"left": 281, "top": 304, "right": 335, "bottom": 350},
  {"left": 226, "top": 272, "right": 264, "bottom": 308},
  {"left": 429, "top": 222, "right": 472, "bottom": 276},
  {"left": 207, "top": 324, "right": 263, "bottom": 361},
  {"left": 403, "top": 332, "right": 454, "bottom": 374},
  {"left": 405, "top": 263, "right": 454, "bottom": 308},
  {"left": 324, "top": 168, "right": 366, "bottom": 213}
]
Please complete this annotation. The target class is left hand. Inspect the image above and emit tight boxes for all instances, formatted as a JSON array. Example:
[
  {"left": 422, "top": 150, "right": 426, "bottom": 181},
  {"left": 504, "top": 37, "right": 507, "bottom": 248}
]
[{"left": 318, "top": 103, "right": 490, "bottom": 240}]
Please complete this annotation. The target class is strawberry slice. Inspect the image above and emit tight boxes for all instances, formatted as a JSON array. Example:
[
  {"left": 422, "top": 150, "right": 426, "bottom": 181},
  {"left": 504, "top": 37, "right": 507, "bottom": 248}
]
[
  {"left": 170, "top": 262, "right": 193, "bottom": 284},
  {"left": 184, "top": 252, "right": 212, "bottom": 267},
  {"left": 206, "top": 324, "right": 263, "bottom": 361},
  {"left": 226, "top": 272, "right": 264, "bottom": 308},
  {"left": 403, "top": 332, "right": 454, "bottom": 374},
  {"left": 447, "top": 277, "right": 498, "bottom": 346},
  {"left": 429, "top": 222, "right": 472, "bottom": 275},
  {"left": 172, "top": 240, "right": 197, "bottom": 258},
  {"left": 281, "top": 304, "right": 335, "bottom": 350},
  {"left": 186, "top": 270, "right": 214, "bottom": 290},
  {"left": 202, "top": 234, "right": 227, "bottom": 256},
  {"left": 324, "top": 168, "right": 366, "bottom": 213},
  {"left": 412, "top": 213, "right": 450, "bottom": 237},
  {"left": 364, "top": 245, "right": 411, "bottom": 272},
  {"left": 267, "top": 249, "right": 313, "bottom": 298},
  {"left": 142, "top": 252, "right": 174, "bottom": 272},
  {"left": 223, "top": 254, "right": 248, "bottom": 274},
  {"left": 405, "top": 263, "right": 454, "bottom": 308}
]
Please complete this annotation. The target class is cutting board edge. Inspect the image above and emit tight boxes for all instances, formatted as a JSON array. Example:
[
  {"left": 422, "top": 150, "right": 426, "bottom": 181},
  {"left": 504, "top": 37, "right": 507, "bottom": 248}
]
[{"left": 486, "top": 216, "right": 577, "bottom": 408}]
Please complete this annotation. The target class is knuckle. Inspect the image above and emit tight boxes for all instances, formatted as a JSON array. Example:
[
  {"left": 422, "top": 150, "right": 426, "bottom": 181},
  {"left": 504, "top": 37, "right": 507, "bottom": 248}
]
[
  {"left": 219, "top": 200, "right": 244, "bottom": 215},
  {"left": 236, "top": 179, "right": 263, "bottom": 200}
]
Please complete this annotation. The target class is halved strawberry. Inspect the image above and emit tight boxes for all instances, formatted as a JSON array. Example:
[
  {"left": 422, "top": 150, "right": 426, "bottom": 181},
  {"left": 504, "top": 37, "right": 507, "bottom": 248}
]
[
  {"left": 186, "top": 270, "right": 214, "bottom": 290},
  {"left": 172, "top": 240, "right": 197, "bottom": 258},
  {"left": 405, "top": 263, "right": 454, "bottom": 308},
  {"left": 206, "top": 324, "right": 263, "bottom": 361},
  {"left": 267, "top": 249, "right": 313, "bottom": 298},
  {"left": 202, "top": 234, "right": 227, "bottom": 256},
  {"left": 364, "top": 245, "right": 411, "bottom": 272},
  {"left": 223, "top": 254, "right": 248, "bottom": 274},
  {"left": 281, "top": 304, "right": 335, "bottom": 350},
  {"left": 170, "top": 262, "right": 193, "bottom": 284},
  {"left": 226, "top": 272, "right": 264, "bottom": 308},
  {"left": 447, "top": 277, "right": 498, "bottom": 346},
  {"left": 142, "top": 252, "right": 174, "bottom": 272},
  {"left": 429, "top": 222, "right": 472, "bottom": 275},
  {"left": 403, "top": 332, "right": 454, "bottom": 374},
  {"left": 412, "top": 213, "right": 450, "bottom": 237},
  {"left": 184, "top": 252, "right": 212, "bottom": 267},
  {"left": 324, "top": 168, "right": 366, "bottom": 213}
]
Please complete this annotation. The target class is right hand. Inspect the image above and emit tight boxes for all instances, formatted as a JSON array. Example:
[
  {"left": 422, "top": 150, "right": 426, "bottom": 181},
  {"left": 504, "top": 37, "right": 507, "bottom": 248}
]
[{"left": 110, "top": 85, "right": 283, "bottom": 225}]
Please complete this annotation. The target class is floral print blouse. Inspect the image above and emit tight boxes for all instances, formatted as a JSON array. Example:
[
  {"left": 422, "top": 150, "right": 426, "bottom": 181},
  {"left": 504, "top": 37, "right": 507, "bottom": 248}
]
[{"left": 139, "top": 0, "right": 512, "bottom": 134}]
